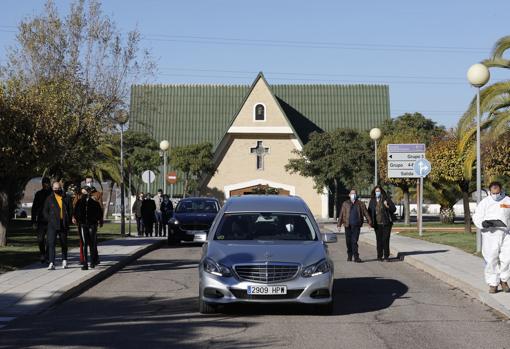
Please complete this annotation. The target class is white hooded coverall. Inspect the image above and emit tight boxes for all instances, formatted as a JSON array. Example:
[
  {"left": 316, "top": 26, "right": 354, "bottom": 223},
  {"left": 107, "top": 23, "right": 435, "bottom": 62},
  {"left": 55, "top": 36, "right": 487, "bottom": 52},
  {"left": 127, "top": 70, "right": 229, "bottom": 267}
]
[{"left": 473, "top": 194, "right": 510, "bottom": 286}]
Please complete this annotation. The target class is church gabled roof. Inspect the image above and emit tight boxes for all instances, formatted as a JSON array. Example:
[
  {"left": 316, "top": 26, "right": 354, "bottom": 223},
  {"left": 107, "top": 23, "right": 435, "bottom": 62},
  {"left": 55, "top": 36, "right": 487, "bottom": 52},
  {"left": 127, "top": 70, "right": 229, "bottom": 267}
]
[
  {"left": 130, "top": 74, "right": 390, "bottom": 193},
  {"left": 220, "top": 72, "right": 305, "bottom": 148},
  {"left": 130, "top": 74, "right": 390, "bottom": 149}
]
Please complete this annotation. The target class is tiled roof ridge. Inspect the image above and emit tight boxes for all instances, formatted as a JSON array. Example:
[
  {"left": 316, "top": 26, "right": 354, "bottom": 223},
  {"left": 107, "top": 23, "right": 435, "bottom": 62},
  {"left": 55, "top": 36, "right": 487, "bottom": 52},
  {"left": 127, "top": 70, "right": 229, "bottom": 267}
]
[
  {"left": 131, "top": 83, "right": 389, "bottom": 88},
  {"left": 132, "top": 83, "right": 249, "bottom": 88}
]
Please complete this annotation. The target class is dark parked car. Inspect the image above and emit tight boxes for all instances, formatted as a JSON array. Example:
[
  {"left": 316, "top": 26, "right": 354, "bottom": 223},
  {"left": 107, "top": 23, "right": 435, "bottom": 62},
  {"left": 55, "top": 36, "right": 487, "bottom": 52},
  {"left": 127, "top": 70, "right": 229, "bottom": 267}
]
[{"left": 168, "top": 197, "right": 220, "bottom": 245}]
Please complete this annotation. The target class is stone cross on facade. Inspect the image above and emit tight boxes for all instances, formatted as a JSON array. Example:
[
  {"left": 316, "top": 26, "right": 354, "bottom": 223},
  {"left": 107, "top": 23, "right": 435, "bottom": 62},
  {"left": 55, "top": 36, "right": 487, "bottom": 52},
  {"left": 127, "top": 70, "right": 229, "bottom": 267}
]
[{"left": 250, "top": 141, "right": 269, "bottom": 170}]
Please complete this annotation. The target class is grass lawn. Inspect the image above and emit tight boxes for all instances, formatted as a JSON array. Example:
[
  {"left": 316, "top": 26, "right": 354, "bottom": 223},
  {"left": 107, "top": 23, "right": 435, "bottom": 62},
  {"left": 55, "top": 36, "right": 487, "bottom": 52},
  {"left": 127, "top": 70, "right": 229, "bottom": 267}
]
[
  {"left": 393, "top": 222, "right": 467, "bottom": 228},
  {"left": 0, "top": 219, "right": 137, "bottom": 273},
  {"left": 398, "top": 231, "right": 478, "bottom": 255}
]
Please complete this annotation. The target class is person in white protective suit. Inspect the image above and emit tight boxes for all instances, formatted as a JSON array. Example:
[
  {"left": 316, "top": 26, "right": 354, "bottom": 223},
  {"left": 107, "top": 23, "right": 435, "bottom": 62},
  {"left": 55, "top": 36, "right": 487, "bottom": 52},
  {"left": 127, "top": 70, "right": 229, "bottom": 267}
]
[{"left": 473, "top": 182, "right": 510, "bottom": 293}]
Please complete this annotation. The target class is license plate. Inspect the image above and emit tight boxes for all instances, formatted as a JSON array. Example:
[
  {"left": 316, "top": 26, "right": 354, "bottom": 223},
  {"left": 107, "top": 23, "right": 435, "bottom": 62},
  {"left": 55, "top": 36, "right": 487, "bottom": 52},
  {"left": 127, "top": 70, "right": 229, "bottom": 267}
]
[
  {"left": 247, "top": 285, "right": 287, "bottom": 295},
  {"left": 186, "top": 230, "right": 207, "bottom": 235},
  {"left": 193, "top": 233, "right": 207, "bottom": 242}
]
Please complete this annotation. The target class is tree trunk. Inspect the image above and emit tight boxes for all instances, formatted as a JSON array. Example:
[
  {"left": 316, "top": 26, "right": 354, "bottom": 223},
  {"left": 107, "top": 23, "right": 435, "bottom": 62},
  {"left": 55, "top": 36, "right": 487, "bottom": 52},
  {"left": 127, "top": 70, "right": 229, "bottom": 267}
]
[
  {"left": 103, "top": 181, "right": 114, "bottom": 220},
  {"left": 461, "top": 183, "right": 472, "bottom": 234},
  {"left": 0, "top": 190, "right": 9, "bottom": 246},
  {"left": 403, "top": 186, "right": 410, "bottom": 226},
  {"left": 334, "top": 179, "right": 340, "bottom": 219},
  {"left": 0, "top": 221, "right": 6, "bottom": 247},
  {"left": 439, "top": 206, "right": 455, "bottom": 224},
  {"left": 183, "top": 173, "right": 189, "bottom": 198}
]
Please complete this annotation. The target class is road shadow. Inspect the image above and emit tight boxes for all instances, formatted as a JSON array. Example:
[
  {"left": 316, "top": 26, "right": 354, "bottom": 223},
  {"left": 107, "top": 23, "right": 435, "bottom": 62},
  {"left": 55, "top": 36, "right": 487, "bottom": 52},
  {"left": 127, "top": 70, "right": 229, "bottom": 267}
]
[
  {"left": 219, "top": 277, "right": 408, "bottom": 317},
  {"left": 0, "top": 295, "right": 276, "bottom": 349},
  {"left": 114, "top": 245, "right": 202, "bottom": 274},
  {"left": 397, "top": 250, "right": 449, "bottom": 261},
  {"left": 118, "top": 259, "right": 199, "bottom": 273},
  {"left": 333, "top": 277, "right": 408, "bottom": 315}
]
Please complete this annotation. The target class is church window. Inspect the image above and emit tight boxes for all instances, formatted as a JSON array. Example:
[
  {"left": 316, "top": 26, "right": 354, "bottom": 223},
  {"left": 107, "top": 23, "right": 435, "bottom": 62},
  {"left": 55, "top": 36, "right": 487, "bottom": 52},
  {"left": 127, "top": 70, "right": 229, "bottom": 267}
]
[{"left": 254, "top": 103, "right": 266, "bottom": 121}]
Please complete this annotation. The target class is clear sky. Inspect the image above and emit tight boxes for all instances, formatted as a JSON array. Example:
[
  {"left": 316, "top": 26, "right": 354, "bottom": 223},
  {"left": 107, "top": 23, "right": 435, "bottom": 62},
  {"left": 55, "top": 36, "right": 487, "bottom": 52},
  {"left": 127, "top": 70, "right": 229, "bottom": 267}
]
[{"left": 0, "top": 0, "right": 509, "bottom": 128}]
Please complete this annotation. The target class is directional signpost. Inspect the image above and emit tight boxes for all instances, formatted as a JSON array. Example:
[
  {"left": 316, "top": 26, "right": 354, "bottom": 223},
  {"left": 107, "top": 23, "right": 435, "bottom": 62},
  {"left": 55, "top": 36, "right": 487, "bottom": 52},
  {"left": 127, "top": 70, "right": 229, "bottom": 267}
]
[
  {"left": 414, "top": 158, "right": 431, "bottom": 237},
  {"left": 387, "top": 144, "right": 428, "bottom": 236},
  {"left": 387, "top": 144, "right": 426, "bottom": 178}
]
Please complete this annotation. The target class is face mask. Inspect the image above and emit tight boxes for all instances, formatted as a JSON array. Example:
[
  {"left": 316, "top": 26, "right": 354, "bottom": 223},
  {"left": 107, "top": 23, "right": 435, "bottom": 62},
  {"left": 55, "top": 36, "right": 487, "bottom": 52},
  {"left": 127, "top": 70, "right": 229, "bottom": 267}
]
[
  {"left": 53, "top": 189, "right": 63, "bottom": 195},
  {"left": 491, "top": 192, "right": 504, "bottom": 201},
  {"left": 375, "top": 191, "right": 381, "bottom": 198},
  {"left": 350, "top": 194, "right": 357, "bottom": 201}
]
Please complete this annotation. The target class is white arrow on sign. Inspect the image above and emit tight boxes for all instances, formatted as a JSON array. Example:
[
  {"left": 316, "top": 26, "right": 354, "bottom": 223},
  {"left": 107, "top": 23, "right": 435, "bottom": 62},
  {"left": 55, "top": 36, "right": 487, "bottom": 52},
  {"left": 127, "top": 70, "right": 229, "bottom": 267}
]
[{"left": 414, "top": 159, "right": 431, "bottom": 177}]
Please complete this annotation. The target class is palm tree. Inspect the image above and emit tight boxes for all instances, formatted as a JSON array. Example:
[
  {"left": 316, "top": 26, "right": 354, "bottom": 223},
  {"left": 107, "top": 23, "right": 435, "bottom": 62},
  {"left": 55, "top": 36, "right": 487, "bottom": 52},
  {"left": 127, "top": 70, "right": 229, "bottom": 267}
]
[{"left": 458, "top": 36, "right": 510, "bottom": 178}]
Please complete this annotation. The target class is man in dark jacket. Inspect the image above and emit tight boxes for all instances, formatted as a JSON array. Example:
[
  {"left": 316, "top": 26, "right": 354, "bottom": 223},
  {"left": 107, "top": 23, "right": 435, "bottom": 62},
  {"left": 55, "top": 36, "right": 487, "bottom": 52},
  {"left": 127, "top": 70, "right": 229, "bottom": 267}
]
[
  {"left": 31, "top": 177, "right": 52, "bottom": 263},
  {"left": 338, "top": 189, "right": 372, "bottom": 263},
  {"left": 132, "top": 192, "right": 144, "bottom": 237},
  {"left": 160, "top": 194, "right": 174, "bottom": 237},
  {"left": 141, "top": 194, "right": 156, "bottom": 237},
  {"left": 74, "top": 186, "right": 103, "bottom": 270},
  {"left": 368, "top": 186, "right": 397, "bottom": 261},
  {"left": 42, "top": 181, "right": 73, "bottom": 270}
]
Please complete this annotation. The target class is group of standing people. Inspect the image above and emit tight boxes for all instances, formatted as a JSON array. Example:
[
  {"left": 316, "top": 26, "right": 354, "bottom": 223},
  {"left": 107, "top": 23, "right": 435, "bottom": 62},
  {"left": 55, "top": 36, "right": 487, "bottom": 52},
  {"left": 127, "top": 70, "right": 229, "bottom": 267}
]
[
  {"left": 337, "top": 186, "right": 396, "bottom": 263},
  {"left": 336, "top": 181, "right": 510, "bottom": 296},
  {"left": 31, "top": 176, "right": 103, "bottom": 271},
  {"left": 132, "top": 189, "right": 174, "bottom": 237}
]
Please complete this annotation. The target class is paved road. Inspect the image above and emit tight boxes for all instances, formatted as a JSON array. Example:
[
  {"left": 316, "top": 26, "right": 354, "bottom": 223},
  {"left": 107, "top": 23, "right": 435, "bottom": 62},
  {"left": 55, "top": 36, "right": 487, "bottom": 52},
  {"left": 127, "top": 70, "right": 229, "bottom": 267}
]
[{"left": 2, "top": 237, "right": 510, "bottom": 349}]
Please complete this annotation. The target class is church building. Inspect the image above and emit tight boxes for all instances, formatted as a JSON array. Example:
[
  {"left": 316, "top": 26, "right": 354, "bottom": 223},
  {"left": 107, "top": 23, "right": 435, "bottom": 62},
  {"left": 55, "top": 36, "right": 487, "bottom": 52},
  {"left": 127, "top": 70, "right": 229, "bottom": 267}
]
[{"left": 130, "top": 73, "right": 390, "bottom": 218}]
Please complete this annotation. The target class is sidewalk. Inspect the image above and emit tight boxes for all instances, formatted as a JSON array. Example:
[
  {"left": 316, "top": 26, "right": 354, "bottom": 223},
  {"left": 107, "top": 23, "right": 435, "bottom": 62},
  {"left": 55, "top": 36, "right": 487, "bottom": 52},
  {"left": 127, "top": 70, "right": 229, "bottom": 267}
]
[
  {"left": 0, "top": 236, "right": 165, "bottom": 328},
  {"left": 322, "top": 225, "right": 510, "bottom": 318}
]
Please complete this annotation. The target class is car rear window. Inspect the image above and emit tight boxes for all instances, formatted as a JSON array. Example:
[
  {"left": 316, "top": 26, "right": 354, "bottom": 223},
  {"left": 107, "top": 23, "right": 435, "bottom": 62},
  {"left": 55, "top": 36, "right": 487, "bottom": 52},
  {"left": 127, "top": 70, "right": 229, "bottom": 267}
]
[
  {"left": 214, "top": 213, "right": 317, "bottom": 241},
  {"left": 175, "top": 199, "right": 219, "bottom": 213}
]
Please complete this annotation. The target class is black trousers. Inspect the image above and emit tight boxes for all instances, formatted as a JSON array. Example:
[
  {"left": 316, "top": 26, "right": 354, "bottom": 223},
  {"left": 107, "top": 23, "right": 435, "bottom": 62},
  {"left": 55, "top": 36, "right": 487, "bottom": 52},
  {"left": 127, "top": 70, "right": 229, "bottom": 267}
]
[
  {"left": 47, "top": 226, "right": 68, "bottom": 264},
  {"left": 345, "top": 225, "right": 361, "bottom": 258},
  {"left": 143, "top": 220, "right": 154, "bottom": 237},
  {"left": 135, "top": 216, "right": 144, "bottom": 236},
  {"left": 375, "top": 224, "right": 392, "bottom": 259},
  {"left": 36, "top": 223, "right": 48, "bottom": 259},
  {"left": 80, "top": 224, "right": 98, "bottom": 265}
]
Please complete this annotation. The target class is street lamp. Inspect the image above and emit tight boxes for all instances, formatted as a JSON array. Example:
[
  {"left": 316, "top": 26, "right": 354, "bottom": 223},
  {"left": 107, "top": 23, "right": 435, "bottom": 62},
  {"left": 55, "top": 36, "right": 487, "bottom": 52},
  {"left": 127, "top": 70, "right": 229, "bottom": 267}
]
[
  {"left": 115, "top": 110, "right": 129, "bottom": 237},
  {"left": 160, "top": 140, "right": 170, "bottom": 194},
  {"left": 369, "top": 127, "right": 382, "bottom": 187},
  {"left": 467, "top": 63, "right": 490, "bottom": 253}
]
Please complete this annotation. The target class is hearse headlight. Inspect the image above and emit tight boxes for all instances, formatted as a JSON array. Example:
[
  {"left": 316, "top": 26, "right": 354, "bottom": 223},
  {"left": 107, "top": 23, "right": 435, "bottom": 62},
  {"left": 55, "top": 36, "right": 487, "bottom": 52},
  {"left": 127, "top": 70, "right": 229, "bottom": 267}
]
[
  {"left": 203, "top": 258, "right": 232, "bottom": 277},
  {"left": 302, "top": 259, "right": 331, "bottom": 277},
  {"left": 170, "top": 218, "right": 179, "bottom": 225}
]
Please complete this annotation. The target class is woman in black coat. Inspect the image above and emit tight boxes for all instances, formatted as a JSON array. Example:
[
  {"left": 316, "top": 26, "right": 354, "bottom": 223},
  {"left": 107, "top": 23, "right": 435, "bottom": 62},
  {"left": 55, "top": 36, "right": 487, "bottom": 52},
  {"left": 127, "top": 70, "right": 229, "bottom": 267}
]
[
  {"left": 368, "top": 186, "right": 397, "bottom": 262},
  {"left": 140, "top": 194, "right": 156, "bottom": 237}
]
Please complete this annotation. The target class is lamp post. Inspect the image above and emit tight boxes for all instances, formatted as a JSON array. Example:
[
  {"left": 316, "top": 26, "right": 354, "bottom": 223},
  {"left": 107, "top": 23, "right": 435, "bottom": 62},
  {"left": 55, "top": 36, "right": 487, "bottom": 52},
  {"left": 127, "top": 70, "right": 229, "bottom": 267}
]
[
  {"left": 160, "top": 140, "right": 170, "bottom": 194},
  {"left": 467, "top": 63, "right": 490, "bottom": 253},
  {"left": 116, "top": 110, "right": 129, "bottom": 237},
  {"left": 369, "top": 128, "right": 382, "bottom": 187}
]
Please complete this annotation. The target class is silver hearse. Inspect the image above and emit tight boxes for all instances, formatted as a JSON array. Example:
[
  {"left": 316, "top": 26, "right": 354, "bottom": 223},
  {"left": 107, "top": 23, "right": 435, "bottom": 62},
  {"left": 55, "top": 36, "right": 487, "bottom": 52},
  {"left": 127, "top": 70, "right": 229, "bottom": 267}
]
[{"left": 198, "top": 195, "right": 336, "bottom": 314}]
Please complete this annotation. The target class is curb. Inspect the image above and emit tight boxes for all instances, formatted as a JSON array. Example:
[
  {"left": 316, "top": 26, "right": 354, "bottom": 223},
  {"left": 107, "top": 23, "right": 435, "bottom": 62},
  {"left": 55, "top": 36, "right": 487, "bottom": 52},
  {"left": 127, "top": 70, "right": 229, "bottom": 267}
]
[
  {"left": 41, "top": 239, "right": 166, "bottom": 313},
  {"left": 358, "top": 234, "right": 510, "bottom": 319}
]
